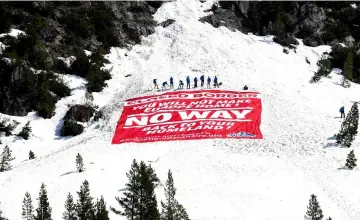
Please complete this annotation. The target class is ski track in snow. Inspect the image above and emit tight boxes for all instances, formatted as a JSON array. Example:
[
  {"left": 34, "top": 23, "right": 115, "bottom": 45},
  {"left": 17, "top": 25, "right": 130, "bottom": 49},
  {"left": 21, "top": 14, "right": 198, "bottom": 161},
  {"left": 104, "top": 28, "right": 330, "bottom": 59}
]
[{"left": 1, "top": 0, "right": 360, "bottom": 219}]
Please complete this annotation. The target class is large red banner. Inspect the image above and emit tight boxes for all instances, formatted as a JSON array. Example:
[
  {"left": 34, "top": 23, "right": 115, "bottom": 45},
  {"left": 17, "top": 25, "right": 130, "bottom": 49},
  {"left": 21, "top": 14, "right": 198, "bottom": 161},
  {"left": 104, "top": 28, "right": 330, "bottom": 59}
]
[{"left": 112, "top": 90, "right": 262, "bottom": 144}]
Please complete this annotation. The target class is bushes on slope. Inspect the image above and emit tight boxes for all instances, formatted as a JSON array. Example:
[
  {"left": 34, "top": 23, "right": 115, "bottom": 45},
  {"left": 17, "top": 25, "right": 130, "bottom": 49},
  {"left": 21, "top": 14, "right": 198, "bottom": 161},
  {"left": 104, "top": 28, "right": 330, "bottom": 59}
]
[
  {"left": 60, "top": 104, "right": 95, "bottom": 136},
  {"left": 70, "top": 48, "right": 111, "bottom": 93},
  {"left": 0, "top": 58, "right": 71, "bottom": 118}
]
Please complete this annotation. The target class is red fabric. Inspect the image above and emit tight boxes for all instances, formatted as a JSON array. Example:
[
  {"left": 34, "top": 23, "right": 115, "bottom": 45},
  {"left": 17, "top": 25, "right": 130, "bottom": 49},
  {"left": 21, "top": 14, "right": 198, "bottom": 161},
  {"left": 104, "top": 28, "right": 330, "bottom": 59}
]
[{"left": 112, "top": 90, "right": 263, "bottom": 144}]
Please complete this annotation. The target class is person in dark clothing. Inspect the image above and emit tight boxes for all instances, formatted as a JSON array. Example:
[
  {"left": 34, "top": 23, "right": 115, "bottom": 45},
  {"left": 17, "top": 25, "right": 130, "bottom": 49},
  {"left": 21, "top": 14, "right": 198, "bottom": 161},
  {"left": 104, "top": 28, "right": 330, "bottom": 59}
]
[
  {"left": 214, "top": 76, "right": 219, "bottom": 88},
  {"left": 340, "top": 106, "right": 345, "bottom": 118},
  {"left": 153, "top": 79, "right": 158, "bottom": 89},
  {"left": 194, "top": 77, "right": 198, "bottom": 88},
  {"left": 200, "top": 75, "right": 205, "bottom": 87},
  {"left": 243, "top": 85, "right": 248, "bottom": 90},
  {"left": 207, "top": 76, "right": 211, "bottom": 89},
  {"left": 179, "top": 80, "right": 184, "bottom": 89},
  {"left": 186, "top": 76, "right": 190, "bottom": 89},
  {"left": 170, "top": 77, "right": 174, "bottom": 89},
  {"left": 162, "top": 81, "right": 169, "bottom": 91}
]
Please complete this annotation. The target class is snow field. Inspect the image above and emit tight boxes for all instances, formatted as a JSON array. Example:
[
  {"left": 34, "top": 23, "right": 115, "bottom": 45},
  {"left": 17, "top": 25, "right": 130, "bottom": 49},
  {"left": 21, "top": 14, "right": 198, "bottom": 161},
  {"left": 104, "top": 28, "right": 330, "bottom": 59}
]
[{"left": 1, "top": 0, "right": 360, "bottom": 220}]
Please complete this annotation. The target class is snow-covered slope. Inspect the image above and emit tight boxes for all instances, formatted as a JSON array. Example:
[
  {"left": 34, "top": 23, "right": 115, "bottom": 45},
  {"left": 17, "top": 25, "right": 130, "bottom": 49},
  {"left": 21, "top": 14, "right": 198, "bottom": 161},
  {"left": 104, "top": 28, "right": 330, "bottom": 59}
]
[{"left": 1, "top": 0, "right": 360, "bottom": 219}]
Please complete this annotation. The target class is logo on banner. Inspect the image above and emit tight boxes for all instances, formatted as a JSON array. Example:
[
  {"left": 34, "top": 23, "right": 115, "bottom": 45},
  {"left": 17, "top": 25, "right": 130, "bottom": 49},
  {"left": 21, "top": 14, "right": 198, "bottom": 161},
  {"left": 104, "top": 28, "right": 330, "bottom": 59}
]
[{"left": 227, "top": 132, "right": 256, "bottom": 137}]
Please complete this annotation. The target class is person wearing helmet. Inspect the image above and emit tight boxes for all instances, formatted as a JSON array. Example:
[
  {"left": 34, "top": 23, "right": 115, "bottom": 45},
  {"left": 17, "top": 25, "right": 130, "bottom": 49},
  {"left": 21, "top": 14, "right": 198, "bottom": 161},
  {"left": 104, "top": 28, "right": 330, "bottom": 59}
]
[{"left": 194, "top": 77, "right": 198, "bottom": 88}]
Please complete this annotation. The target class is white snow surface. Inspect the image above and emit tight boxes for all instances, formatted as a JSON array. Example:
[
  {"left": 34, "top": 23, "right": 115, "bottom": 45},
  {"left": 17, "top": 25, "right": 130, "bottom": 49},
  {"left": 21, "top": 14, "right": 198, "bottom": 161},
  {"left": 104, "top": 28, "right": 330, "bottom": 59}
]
[
  {"left": 0, "top": 29, "right": 26, "bottom": 38},
  {"left": 57, "top": 56, "right": 76, "bottom": 68},
  {"left": 0, "top": 29, "right": 26, "bottom": 53},
  {"left": 1, "top": 0, "right": 360, "bottom": 220}
]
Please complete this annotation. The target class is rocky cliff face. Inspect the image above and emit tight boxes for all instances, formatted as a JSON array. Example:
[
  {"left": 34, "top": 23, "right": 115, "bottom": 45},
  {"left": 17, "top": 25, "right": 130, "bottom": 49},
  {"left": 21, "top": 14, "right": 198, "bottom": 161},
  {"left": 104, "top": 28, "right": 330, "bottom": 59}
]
[
  {"left": 200, "top": 1, "right": 360, "bottom": 47},
  {"left": 105, "top": 1, "right": 162, "bottom": 46},
  {"left": 200, "top": 1, "right": 360, "bottom": 83}
]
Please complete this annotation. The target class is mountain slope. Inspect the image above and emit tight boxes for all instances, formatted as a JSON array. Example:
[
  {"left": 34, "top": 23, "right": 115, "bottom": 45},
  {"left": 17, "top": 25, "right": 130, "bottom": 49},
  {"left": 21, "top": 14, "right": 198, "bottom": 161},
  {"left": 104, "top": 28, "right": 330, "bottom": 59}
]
[{"left": 1, "top": 0, "right": 360, "bottom": 220}]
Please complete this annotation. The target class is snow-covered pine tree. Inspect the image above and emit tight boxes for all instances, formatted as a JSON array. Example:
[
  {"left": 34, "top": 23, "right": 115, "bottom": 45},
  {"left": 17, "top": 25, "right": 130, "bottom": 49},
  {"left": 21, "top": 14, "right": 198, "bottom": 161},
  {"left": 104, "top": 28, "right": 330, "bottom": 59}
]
[
  {"left": 111, "top": 159, "right": 140, "bottom": 218},
  {"left": 345, "top": 150, "right": 357, "bottom": 170},
  {"left": 161, "top": 170, "right": 190, "bottom": 220},
  {"left": 347, "top": 102, "right": 359, "bottom": 138},
  {"left": 311, "top": 56, "right": 331, "bottom": 83},
  {"left": 174, "top": 203, "right": 190, "bottom": 220},
  {"left": 76, "top": 153, "right": 84, "bottom": 173},
  {"left": 29, "top": 151, "right": 35, "bottom": 160},
  {"left": 63, "top": 193, "right": 76, "bottom": 220},
  {"left": 95, "top": 196, "right": 109, "bottom": 220},
  {"left": 18, "top": 121, "right": 32, "bottom": 140},
  {"left": 336, "top": 118, "right": 349, "bottom": 145},
  {"left": 305, "top": 194, "right": 323, "bottom": 220},
  {"left": 0, "top": 145, "right": 15, "bottom": 172},
  {"left": 22, "top": 192, "right": 34, "bottom": 220},
  {"left": 342, "top": 132, "right": 353, "bottom": 148},
  {"left": 34, "top": 183, "right": 52, "bottom": 220},
  {"left": 75, "top": 180, "right": 95, "bottom": 220},
  {"left": 337, "top": 102, "right": 358, "bottom": 147}
]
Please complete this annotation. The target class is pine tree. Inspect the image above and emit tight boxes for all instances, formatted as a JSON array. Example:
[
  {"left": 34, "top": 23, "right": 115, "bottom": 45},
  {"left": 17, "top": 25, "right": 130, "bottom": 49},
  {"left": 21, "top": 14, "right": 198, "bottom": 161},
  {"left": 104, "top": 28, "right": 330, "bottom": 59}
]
[
  {"left": 161, "top": 170, "right": 189, "bottom": 220},
  {"left": 76, "top": 153, "right": 84, "bottom": 173},
  {"left": 29, "top": 151, "right": 35, "bottom": 160},
  {"left": 174, "top": 204, "right": 189, "bottom": 220},
  {"left": 0, "top": 203, "right": 8, "bottom": 220},
  {"left": 305, "top": 194, "right": 323, "bottom": 220},
  {"left": 342, "top": 50, "right": 354, "bottom": 87},
  {"left": 111, "top": 159, "right": 160, "bottom": 220},
  {"left": 161, "top": 170, "right": 176, "bottom": 220},
  {"left": 345, "top": 150, "right": 357, "bottom": 170},
  {"left": 336, "top": 102, "right": 359, "bottom": 147},
  {"left": 22, "top": 192, "right": 34, "bottom": 220},
  {"left": 63, "top": 193, "right": 76, "bottom": 220},
  {"left": 18, "top": 121, "right": 32, "bottom": 140},
  {"left": 34, "top": 183, "right": 52, "bottom": 220},
  {"left": 95, "top": 196, "right": 109, "bottom": 220},
  {"left": 341, "top": 132, "right": 353, "bottom": 148},
  {"left": 138, "top": 161, "right": 160, "bottom": 220},
  {"left": 111, "top": 159, "right": 140, "bottom": 219},
  {"left": 0, "top": 145, "right": 15, "bottom": 172},
  {"left": 311, "top": 56, "right": 331, "bottom": 83},
  {"left": 75, "top": 180, "right": 95, "bottom": 220},
  {"left": 347, "top": 103, "right": 359, "bottom": 138},
  {"left": 0, "top": 210, "right": 8, "bottom": 220},
  {"left": 274, "top": 13, "right": 285, "bottom": 37}
]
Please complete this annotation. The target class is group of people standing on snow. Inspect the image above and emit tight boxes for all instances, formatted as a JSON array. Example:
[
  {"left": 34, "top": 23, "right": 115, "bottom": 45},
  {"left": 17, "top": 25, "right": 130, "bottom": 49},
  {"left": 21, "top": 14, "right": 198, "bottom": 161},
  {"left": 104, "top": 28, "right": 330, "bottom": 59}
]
[{"left": 153, "top": 75, "right": 221, "bottom": 91}]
